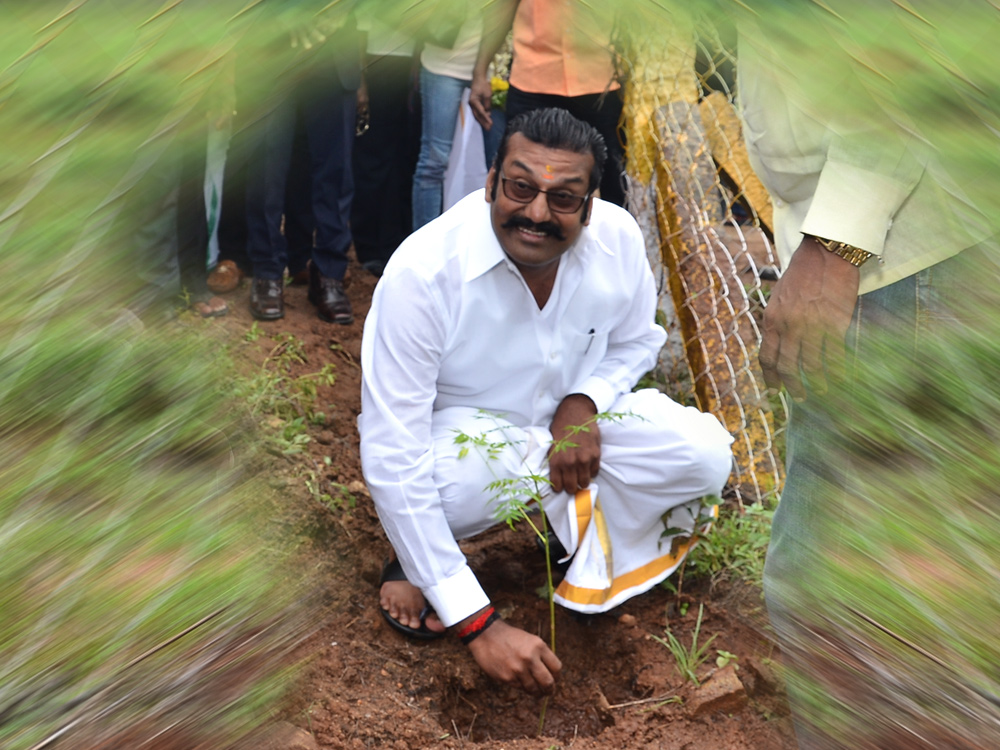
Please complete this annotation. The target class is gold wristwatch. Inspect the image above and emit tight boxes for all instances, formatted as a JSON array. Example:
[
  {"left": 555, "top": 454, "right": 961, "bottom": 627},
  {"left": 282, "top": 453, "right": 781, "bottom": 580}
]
[{"left": 811, "top": 236, "right": 874, "bottom": 267}]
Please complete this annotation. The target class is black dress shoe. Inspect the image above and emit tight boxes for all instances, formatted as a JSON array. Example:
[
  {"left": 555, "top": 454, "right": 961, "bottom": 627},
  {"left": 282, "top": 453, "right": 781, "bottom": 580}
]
[
  {"left": 250, "top": 277, "right": 284, "bottom": 320},
  {"left": 308, "top": 264, "right": 353, "bottom": 325}
]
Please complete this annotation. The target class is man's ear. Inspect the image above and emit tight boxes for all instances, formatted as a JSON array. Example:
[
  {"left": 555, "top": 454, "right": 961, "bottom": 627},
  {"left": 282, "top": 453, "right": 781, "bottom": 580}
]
[
  {"left": 581, "top": 195, "right": 594, "bottom": 225},
  {"left": 485, "top": 167, "right": 496, "bottom": 203}
]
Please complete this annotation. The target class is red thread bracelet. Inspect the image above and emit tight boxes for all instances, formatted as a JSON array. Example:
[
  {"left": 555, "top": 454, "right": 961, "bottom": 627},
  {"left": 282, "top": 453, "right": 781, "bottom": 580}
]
[{"left": 457, "top": 605, "right": 500, "bottom": 644}]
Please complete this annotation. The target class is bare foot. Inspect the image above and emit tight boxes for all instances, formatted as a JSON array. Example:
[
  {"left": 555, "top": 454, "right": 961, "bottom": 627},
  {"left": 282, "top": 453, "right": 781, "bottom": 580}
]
[
  {"left": 380, "top": 558, "right": 446, "bottom": 635},
  {"left": 192, "top": 295, "right": 228, "bottom": 318}
]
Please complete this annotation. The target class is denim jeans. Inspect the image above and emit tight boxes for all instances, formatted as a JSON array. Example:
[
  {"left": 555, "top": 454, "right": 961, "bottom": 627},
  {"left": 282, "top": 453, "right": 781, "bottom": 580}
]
[
  {"left": 482, "top": 107, "right": 506, "bottom": 171},
  {"left": 763, "top": 249, "right": 986, "bottom": 748},
  {"left": 412, "top": 67, "right": 469, "bottom": 230}
]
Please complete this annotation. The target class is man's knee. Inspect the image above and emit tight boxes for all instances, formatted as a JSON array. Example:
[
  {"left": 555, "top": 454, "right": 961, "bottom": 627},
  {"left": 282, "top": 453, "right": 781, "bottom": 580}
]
[
  {"left": 602, "top": 390, "right": 733, "bottom": 493},
  {"left": 691, "top": 423, "right": 736, "bottom": 494},
  {"left": 432, "top": 407, "right": 527, "bottom": 498}
]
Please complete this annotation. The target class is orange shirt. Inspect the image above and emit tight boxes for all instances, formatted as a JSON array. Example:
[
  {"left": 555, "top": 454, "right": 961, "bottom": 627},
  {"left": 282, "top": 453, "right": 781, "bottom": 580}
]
[{"left": 508, "top": 0, "right": 619, "bottom": 97}]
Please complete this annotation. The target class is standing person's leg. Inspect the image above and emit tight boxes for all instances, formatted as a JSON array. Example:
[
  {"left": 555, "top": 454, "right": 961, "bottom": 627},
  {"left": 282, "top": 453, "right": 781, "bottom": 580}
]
[
  {"left": 302, "top": 61, "right": 355, "bottom": 324},
  {"left": 565, "top": 92, "right": 626, "bottom": 208},
  {"left": 352, "top": 52, "right": 419, "bottom": 276},
  {"left": 244, "top": 91, "right": 295, "bottom": 320},
  {"left": 129, "top": 155, "right": 181, "bottom": 321},
  {"left": 285, "top": 113, "right": 315, "bottom": 283},
  {"left": 762, "top": 252, "right": 984, "bottom": 749},
  {"left": 211, "top": 120, "right": 252, "bottom": 289},
  {"left": 411, "top": 67, "right": 469, "bottom": 230},
  {"left": 176, "top": 121, "right": 226, "bottom": 316},
  {"left": 211, "top": 55, "right": 254, "bottom": 292},
  {"left": 482, "top": 107, "right": 506, "bottom": 170},
  {"left": 761, "top": 273, "right": 915, "bottom": 750}
]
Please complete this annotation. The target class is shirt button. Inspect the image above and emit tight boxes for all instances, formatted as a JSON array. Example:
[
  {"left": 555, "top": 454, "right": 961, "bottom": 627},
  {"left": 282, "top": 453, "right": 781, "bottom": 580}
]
[{"left": 550, "top": 352, "right": 558, "bottom": 360}]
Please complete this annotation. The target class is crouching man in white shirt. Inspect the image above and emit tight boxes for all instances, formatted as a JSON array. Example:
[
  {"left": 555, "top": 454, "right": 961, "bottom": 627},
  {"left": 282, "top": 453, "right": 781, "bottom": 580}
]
[{"left": 359, "top": 108, "right": 734, "bottom": 695}]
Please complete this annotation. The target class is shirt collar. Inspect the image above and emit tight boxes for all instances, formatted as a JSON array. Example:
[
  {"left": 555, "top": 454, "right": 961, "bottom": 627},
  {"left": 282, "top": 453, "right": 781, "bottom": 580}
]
[{"left": 462, "top": 194, "right": 508, "bottom": 282}]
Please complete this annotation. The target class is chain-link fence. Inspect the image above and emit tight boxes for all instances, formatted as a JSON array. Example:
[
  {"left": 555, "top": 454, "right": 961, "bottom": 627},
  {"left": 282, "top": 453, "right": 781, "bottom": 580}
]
[{"left": 620, "top": 10, "right": 787, "bottom": 509}]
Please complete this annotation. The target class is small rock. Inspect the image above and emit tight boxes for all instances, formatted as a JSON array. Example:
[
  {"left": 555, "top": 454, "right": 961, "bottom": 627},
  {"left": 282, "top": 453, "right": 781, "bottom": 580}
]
[
  {"left": 618, "top": 613, "right": 637, "bottom": 627},
  {"left": 686, "top": 665, "right": 747, "bottom": 718}
]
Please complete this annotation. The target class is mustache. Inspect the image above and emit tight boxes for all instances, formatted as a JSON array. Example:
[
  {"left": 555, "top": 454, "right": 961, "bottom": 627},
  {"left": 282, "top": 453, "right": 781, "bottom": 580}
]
[{"left": 501, "top": 215, "right": 566, "bottom": 241}]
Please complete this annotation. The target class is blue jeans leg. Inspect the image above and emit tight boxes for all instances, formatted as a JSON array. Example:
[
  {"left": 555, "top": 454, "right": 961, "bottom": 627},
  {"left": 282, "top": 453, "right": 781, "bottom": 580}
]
[
  {"left": 412, "top": 67, "right": 468, "bottom": 230},
  {"left": 763, "top": 250, "right": 982, "bottom": 749},
  {"left": 482, "top": 107, "right": 506, "bottom": 171}
]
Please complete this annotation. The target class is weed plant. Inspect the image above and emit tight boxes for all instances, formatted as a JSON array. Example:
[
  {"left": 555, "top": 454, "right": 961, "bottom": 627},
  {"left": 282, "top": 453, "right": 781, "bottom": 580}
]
[
  {"left": 652, "top": 603, "right": 718, "bottom": 686},
  {"left": 230, "top": 331, "right": 337, "bottom": 457},
  {"left": 684, "top": 500, "right": 774, "bottom": 590}
]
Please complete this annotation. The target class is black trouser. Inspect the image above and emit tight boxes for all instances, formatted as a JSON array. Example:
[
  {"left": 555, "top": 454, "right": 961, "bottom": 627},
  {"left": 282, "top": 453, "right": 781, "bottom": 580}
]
[
  {"left": 351, "top": 52, "right": 420, "bottom": 272},
  {"left": 243, "top": 44, "right": 357, "bottom": 282},
  {"left": 505, "top": 86, "right": 626, "bottom": 207}
]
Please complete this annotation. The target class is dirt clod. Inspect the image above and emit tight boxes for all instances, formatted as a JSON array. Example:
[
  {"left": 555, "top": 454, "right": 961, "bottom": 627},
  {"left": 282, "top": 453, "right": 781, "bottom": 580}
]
[
  {"left": 741, "top": 655, "right": 782, "bottom": 697},
  {"left": 687, "top": 665, "right": 748, "bottom": 718}
]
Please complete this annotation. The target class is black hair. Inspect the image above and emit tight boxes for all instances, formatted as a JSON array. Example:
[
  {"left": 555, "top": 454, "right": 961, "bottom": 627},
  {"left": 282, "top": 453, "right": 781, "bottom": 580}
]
[{"left": 490, "top": 107, "right": 608, "bottom": 203}]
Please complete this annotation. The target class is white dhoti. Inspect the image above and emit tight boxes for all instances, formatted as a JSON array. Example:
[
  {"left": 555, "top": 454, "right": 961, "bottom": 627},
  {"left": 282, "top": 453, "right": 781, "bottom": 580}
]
[{"left": 431, "top": 389, "right": 735, "bottom": 613}]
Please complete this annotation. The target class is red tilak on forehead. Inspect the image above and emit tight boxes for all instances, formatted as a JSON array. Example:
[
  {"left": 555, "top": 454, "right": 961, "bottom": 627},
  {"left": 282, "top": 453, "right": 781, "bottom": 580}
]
[{"left": 543, "top": 164, "right": 554, "bottom": 180}]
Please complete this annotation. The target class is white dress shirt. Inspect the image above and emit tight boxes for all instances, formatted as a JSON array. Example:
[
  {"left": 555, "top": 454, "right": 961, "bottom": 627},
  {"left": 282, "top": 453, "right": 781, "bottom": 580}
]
[{"left": 359, "top": 189, "right": 666, "bottom": 626}]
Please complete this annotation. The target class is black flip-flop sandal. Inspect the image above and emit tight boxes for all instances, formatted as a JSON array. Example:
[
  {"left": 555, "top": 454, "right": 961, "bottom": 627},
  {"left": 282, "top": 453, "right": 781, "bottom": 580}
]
[{"left": 379, "top": 558, "right": 445, "bottom": 641}]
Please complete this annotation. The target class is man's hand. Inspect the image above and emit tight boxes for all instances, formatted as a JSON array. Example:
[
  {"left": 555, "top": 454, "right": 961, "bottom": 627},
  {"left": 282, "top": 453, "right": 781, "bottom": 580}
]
[
  {"left": 759, "top": 237, "right": 861, "bottom": 400},
  {"left": 356, "top": 77, "right": 370, "bottom": 115},
  {"left": 469, "top": 69, "right": 493, "bottom": 131},
  {"left": 548, "top": 394, "right": 600, "bottom": 494},
  {"left": 465, "top": 618, "right": 562, "bottom": 694}
]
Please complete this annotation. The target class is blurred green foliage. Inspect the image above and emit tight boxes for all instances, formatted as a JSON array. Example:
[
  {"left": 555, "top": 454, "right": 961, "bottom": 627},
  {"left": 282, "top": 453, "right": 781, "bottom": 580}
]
[
  {"left": 774, "top": 252, "right": 1000, "bottom": 746},
  {"left": 0, "top": 316, "right": 305, "bottom": 748}
]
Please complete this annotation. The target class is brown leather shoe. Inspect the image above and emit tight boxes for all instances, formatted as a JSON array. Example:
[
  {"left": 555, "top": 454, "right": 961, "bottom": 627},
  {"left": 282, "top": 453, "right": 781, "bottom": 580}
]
[
  {"left": 250, "top": 277, "right": 284, "bottom": 320},
  {"left": 206, "top": 259, "right": 244, "bottom": 294},
  {"left": 308, "top": 264, "right": 353, "bottom": 325}
]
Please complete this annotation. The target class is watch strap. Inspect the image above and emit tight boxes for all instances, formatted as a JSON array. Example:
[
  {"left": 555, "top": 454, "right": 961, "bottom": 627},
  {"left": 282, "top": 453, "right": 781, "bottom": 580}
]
[{"left": 812, "top": 236, "right": 874, "bottom": 267}]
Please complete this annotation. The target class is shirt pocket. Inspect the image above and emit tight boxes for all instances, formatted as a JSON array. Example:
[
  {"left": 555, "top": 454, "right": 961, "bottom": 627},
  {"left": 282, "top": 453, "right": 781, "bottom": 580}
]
[{"left": 562, "top": 326, "right": 610, "bottom": 376}]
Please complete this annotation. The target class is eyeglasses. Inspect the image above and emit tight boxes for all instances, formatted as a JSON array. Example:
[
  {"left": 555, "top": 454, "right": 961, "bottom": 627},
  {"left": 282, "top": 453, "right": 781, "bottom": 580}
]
[{"left": 499, "top": 172, "right": 590, "bottom": 214}]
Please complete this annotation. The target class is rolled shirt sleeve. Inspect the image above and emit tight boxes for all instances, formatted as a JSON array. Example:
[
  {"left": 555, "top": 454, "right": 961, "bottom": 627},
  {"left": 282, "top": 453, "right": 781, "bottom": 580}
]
[{"left": 800, "top": 127, "right": 924, "bottom": 256}]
